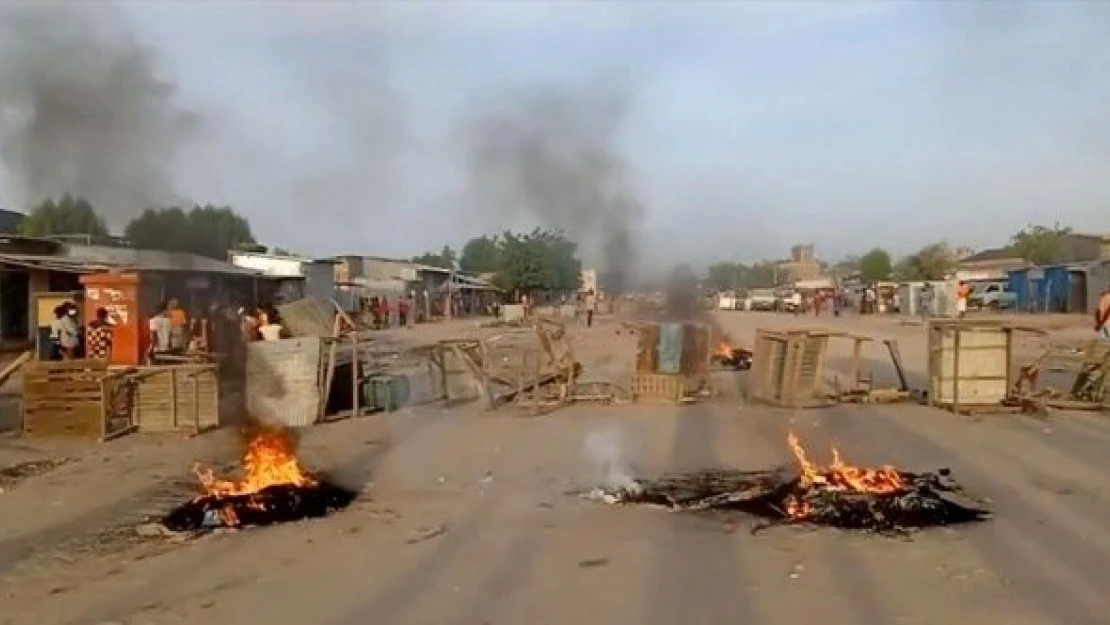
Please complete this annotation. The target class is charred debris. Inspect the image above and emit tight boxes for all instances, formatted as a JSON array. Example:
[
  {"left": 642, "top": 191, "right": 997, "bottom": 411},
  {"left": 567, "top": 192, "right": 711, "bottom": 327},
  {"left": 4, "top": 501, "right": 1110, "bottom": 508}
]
[
  {"left": 585, "top": 432, "right": 991, "bottom": 535},
  {"left": 160, "top": 425, "right": 356, "bottom": 535}
]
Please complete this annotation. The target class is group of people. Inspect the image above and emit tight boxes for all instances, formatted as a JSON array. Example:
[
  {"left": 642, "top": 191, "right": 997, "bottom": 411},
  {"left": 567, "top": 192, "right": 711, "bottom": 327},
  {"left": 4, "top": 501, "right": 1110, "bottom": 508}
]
[
  {"left": 145, "top": 300, "right": 285, "bottom": 364},
  {"left": 48, "top": 303, "right": 115, "bottom": 361},
  {"left": 365, "top": 295, "right": 412, "bottom": 329}
]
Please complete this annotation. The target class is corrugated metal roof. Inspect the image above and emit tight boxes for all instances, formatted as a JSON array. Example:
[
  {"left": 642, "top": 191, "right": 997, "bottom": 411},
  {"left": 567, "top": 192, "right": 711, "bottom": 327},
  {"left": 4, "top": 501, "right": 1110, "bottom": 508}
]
[{"left": 0, "top": 244, "right": 261, "bottom": 276}]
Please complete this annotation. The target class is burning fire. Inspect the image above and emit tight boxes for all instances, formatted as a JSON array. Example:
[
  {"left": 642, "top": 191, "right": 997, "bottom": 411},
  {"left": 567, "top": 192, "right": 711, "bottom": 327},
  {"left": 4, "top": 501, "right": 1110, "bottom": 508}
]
[
  {"left": 784, "top": 431, "right": 904, "bottom": 519},
  {"left": 716, "top": 341, "right": 734, "bottom": 357},
  {"left": 193, "top": 425, "right": 316, "bottom": 498}
]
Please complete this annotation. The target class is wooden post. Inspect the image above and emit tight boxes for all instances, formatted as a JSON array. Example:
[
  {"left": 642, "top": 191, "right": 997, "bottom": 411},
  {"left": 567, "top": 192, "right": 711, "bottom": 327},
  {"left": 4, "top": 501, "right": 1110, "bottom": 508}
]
[
  {"left": 169, "top": 367, "right": 178, "bottom": 429},
  {"left": 192, "top": 374, "right": 200, "bottom": 434},
  {"left": 850, "top": 338, "right": 863, "bottom": 390},
  {"left": 352, "top": 332, "right": 360, "bottom": 417},
  {"left": 951, "top": 322, "right": 962, "bottom": 414}
]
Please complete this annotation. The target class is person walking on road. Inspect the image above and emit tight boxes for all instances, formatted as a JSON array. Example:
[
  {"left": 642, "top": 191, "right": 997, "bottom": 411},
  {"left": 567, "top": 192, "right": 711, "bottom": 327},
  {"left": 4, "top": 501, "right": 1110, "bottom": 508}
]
[{"left": 585, "top": 289, "right": 597, "bottom": 328}]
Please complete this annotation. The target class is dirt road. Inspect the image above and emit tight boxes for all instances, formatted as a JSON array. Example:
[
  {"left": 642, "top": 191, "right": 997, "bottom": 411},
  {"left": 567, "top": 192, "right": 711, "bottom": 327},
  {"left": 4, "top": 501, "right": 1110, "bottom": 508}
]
[{"left": 2, "top": 312, "right": 1110, "bottom": 625}]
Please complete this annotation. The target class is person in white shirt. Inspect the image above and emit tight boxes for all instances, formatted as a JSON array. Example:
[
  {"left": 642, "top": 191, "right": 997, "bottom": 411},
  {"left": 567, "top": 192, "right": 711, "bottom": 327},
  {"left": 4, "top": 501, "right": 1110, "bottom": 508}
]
[{"left": 57, "top": 304, "right": 80, "bottom": 359}]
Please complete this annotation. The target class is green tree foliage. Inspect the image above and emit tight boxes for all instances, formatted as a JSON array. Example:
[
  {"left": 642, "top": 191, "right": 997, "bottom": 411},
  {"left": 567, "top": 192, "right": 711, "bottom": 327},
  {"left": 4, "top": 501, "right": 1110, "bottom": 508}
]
[
  {"left": 702, "top": 260, "right": 779, "bottom": 291},
  {"left": 857, "top": 247, "right": 893, "bottom": 282},
  {"left": 895, "top": 242, "right": 954, "bottom": 281},
  {"left": 746, "top": 261, "right": 778, "bottom": 288},
  {"left": 704, "top": 262, "right": 744, "bottom": 291},
  {"left": 19, "top": 194, "right": 108, "bottom": 238},
  {"left": 412, "top": 245, "right": 457, "bottom": 270},
  {"left": 493, "top": 228, "right": 582, "bottom": 294},
  {"left": 124, "top": 204, "right": 256, "bottom": 259},
  {"left": 458, "top": 235, "right": 501, "bottom": 273},
  {"left": 1008, "top": 222, "right": 1074, "bottom": 265}
]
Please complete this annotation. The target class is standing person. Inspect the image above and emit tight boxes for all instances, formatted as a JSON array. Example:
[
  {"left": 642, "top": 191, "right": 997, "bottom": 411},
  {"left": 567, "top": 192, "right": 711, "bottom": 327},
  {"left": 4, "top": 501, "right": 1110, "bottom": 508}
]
[
  {"left": 378, "top": 296, "right": 390, "bottom": 329},
  {"left": 48, "top": 305, "right": 67, "bottom": 360},
  {"left": 585, "top": 288, "right": 597, "bottom": 328},
  {"left": 148, "top": 303, "right": 173, "bottom": 362},
  {"left": 86, "top": 307, "right": 115, "bottom": 361},
  {"left": 166, "top": 298, "right": 189, "bottom": 353},
  {"left": 57, "top": 304, "right": 81, "bottom": 359},
  {"left": 398, "top": 295, "right": 410, "bottom": 328},
  {"left": 790, "top": 291, "right": 802, "bottom": 316},
  {"left": 956, "top": 281, "right": 972, "bottom": 319},
  {"left": 236, "top": 306, "right": 259, "bottom": 343},
  {"left": 1095, "top": 285, "right": 1110, "bottom": 339}
]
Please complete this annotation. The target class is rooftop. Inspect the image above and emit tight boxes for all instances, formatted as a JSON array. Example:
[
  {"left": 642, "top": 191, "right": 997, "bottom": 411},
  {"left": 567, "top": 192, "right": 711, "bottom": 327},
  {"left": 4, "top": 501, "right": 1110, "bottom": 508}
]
[{"left": 0, "top": 243, "right": 260, "bottom": 276}]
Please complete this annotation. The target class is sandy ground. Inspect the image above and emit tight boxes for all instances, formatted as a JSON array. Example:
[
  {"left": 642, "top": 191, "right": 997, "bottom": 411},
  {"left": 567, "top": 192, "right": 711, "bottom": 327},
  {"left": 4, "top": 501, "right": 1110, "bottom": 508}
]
[{"left": 2, "top": 311, "right": 1110, "bottom": 625}]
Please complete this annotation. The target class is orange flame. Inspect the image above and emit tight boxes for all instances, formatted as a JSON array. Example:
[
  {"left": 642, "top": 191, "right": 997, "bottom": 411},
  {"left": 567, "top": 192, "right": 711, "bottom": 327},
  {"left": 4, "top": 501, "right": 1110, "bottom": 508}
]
[
  {"left": 716, "top": 341, "right": 735, "bottom": 357},
  {"left": 193, "top": 425, "right": 316, "bottom": 498},
  {"left": 784, "top": 431, "right": 904, "bottom": 520}
]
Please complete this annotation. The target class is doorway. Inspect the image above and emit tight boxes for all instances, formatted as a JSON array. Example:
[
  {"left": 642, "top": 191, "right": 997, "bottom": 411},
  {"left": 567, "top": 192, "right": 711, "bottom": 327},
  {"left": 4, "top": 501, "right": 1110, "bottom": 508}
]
[
  {"left": 1069, "top": 270, "right": 1088, "bottom": 314},
  {"left": 0, "top": 269, "right": 30, "bottom": 341}
]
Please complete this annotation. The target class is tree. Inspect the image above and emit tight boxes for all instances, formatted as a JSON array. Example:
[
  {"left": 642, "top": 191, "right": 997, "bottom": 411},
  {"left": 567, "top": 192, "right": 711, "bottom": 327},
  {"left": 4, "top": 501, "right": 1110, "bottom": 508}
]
[
  {"left": 124, "top": 204, "right": 256, "bottom": 259},
  {"left": 458, "top": 235, "right": 501, "bottom": 273},
  {"left": 704, "top": 262, "right": 745, "bottom": 291},
  {"left": 857, "top": 247, "right": 893, "bottom": 282},
  {"left": 745, "top": 260, "right": 778, "bottom": 288},
  {"left": 895, "top": 242, "right": 954, "bottom": 281},
  {"left": 493, "top": 228, "right": 582, "bottom": 294},
  {"left": 1008, "top": 222, "right": 1074, "bottom": 265},
  {"left": 19, "top": 194, "right": 108, "bottom": 238},
  {"left": 412, "top": 245, "right": 457, "bottom": 270}
]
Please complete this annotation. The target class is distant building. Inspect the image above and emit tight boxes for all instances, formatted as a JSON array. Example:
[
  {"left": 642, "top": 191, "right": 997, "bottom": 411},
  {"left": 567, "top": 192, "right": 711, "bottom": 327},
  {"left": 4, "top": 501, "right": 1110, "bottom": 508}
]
[
  {"left": 956, "top": 247, "right": 1028, "bottom": 281},
  {"left": 580, "top": 268, "right": 598, "bottom": 294},
  {"left": 0, "top": 209, "right": 25, "bottom": 234},
  {"left": 778, "top": 243, "right": 823, "bottom": 283}
]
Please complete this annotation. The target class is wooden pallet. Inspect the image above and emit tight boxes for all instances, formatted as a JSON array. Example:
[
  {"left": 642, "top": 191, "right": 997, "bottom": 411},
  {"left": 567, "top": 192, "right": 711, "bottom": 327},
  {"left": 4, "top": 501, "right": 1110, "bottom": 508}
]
[
  {"left": 21, "top": 360, "right": 135, "bottom": 441},
  {"left": 750, "top": 330, "right": 832, "bottom": 408},
  {"left": 631, "top": 372, "right": 694, "bottom": 404}
]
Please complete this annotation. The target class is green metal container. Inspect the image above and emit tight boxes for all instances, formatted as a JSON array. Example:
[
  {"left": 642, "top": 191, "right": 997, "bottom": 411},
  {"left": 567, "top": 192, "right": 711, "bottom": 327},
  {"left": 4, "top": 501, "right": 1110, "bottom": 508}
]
[{"left": 362, "top": 374, "right": 411, "bottom": 412}]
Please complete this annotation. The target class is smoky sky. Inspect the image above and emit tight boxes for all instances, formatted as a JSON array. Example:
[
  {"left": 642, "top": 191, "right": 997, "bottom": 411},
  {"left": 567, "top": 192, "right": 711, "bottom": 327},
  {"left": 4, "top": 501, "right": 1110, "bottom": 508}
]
[
  {"left": 2, "top": 2, "right": 1109, "bottom": 267},
  {"left": 461, "top": 77, "right": 645, "bottom": 289},
  {"left": 0, "top": 4, "right": 198, "bottom": 227}
]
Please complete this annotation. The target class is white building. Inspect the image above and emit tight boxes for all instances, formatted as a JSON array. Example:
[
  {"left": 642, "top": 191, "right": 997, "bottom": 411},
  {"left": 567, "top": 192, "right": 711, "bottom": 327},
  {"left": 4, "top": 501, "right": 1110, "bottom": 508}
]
[{"left": 580, "top": 268, "right": 598, "bottom": 293}]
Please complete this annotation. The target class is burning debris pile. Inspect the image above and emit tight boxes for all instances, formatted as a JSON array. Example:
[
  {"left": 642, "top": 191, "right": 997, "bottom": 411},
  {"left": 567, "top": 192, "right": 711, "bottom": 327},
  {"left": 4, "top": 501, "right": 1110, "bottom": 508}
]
[
  {"left": 588, "top": 432, "right": 991, "bottom": 534},
  {"left": 162, "top": 425, "right": 356, "bottom": 533},
  {"left": 713, "top": 340, "right": 752, "bottom": 371}
]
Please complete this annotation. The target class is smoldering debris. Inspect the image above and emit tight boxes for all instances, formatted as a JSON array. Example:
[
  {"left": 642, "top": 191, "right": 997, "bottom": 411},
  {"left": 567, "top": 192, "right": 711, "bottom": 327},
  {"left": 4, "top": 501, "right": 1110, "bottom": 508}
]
[
  {"left": 582, "top": 426, "right": 641, "bottom": 494},
  {"left": 582, "top": 433, "right": 992, "bottom": 535},
  {"left": 0, "top": 4, "right": 197, "bottom": 224},
  {"left": 462, "top": 79, "right": 644, "bottom": 293}
]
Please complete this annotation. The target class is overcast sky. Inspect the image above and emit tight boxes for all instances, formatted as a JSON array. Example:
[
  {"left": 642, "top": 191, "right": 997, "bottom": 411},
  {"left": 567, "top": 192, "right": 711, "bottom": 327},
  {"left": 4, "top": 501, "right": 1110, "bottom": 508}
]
[{"left": 1, "top": 1, "right": 1108, "bottom": 269}]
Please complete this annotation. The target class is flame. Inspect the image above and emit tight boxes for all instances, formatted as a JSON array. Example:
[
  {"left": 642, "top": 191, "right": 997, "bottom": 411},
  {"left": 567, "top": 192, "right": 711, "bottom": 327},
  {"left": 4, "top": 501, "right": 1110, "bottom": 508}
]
[
  {"left": 716, "top": 341, "right": 735, "bottom": 357},
  {"left": 784, "top": 431, "right": 904, "bottom": 520},
  {"left": 193, "top": 425, "right": 316, "bottom": 498}
]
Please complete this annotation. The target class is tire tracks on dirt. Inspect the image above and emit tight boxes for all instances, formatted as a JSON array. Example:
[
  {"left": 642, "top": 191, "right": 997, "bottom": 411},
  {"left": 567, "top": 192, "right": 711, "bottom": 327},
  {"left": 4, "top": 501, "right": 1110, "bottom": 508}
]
[{"left": 871, "top": 408, "right": 1110, "bottom": 624}]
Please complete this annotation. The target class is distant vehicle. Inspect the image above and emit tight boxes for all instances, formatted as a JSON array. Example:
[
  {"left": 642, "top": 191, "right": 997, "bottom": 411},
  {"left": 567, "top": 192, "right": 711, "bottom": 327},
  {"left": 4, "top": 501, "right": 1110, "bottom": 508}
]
[
  {"left": 717, "top": 292, "right": 742, "bottom": 311},
  {"left": 970, "top": 282, "right": 1017, "bottom": 310},
  {"left": 747, "top": 288, "right": 778, "bottom": 312}
]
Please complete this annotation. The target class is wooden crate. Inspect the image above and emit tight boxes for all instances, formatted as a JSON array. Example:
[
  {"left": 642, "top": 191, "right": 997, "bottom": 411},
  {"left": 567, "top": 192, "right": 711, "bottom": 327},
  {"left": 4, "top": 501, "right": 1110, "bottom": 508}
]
[
  {"left": 630, "top": 372, "right": 689, "bottom": 404},
  {"left": 749, "top": 330, "right": 831, "bottom": 407},
  {"left": 21, "top": 359, "right": 132, "bottom": 440},
  {"left": 928, "top": 320, "right": 1013, "bottom": 410},
  {"left": 130, "top": 365, "right": 220, "bottom": 433},
  {"left": 635, "top": 324, "right": 661, "bottom": 373}
]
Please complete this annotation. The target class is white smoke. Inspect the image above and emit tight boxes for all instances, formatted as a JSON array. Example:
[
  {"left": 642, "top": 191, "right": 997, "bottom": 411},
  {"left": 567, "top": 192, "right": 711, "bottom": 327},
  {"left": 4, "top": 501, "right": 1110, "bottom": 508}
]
[{"left": 582, "top": 425, "right": 641, "bottom": 494}]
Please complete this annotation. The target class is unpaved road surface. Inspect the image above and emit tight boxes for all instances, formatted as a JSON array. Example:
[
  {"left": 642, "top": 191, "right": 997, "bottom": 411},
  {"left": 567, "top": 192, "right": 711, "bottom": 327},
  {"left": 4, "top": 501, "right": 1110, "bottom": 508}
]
[{"left": 2, "top": 312, "right": 1110, "bottom": 625}]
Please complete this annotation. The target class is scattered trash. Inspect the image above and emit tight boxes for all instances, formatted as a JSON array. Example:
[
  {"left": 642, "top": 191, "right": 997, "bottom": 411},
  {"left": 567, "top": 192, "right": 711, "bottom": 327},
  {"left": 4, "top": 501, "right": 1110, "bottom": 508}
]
[{"left": 406, "top": 524, "right": 448, "bottom": 544}]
